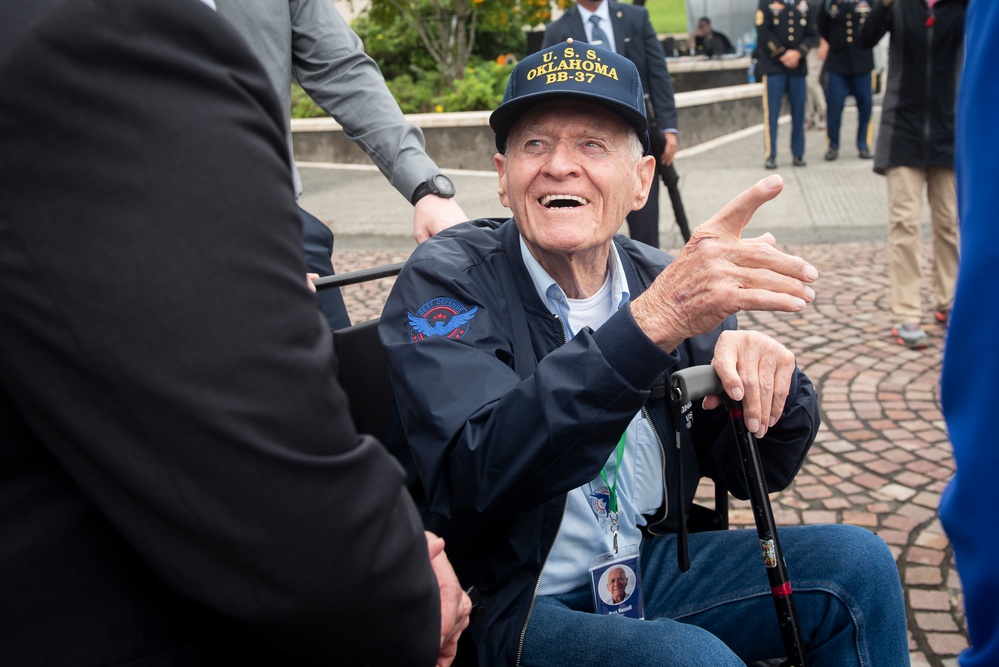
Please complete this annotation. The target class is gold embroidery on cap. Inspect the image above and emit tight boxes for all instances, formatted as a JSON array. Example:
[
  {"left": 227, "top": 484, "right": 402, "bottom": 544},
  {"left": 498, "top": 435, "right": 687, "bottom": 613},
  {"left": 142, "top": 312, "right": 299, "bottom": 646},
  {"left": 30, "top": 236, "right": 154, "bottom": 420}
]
[{"left": 529, "top": 47, "right": 619, "bottom": 84}]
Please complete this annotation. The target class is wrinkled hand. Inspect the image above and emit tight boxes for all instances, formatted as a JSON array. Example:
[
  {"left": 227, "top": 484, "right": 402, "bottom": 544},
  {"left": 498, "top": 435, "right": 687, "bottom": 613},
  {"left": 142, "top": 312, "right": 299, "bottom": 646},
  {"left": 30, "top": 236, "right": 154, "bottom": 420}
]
[
  {"left": 306, "top": 272, "right": 319, "bottom": 294},
  {"left": 659, "top": 131, "right": 678, "bottom": 166},
  {"left": 413, "top": 196, "right": 468, "bottom": 244},
  {"left": 702, "top": 330, "right": 796, "bottom": 438},
  {"left": 779, "top": 49, "right": 803, "bottom": 69},
  {"left": 426, "top": 531, "right": 472, "bottom": 667},
  {"left": 630, "top": 175, "right": 818, "bottom": 352}
]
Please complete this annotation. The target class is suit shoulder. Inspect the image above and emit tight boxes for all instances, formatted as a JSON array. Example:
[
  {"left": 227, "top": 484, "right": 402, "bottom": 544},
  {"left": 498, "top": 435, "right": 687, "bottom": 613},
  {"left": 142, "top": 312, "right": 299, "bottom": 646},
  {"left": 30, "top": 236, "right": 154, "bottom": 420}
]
[
  {"left": 544, "top": 11, "right": 574, "bottom": 33},
  {"left": 611, "top": 1, "right": 650, "bottom": 21}
]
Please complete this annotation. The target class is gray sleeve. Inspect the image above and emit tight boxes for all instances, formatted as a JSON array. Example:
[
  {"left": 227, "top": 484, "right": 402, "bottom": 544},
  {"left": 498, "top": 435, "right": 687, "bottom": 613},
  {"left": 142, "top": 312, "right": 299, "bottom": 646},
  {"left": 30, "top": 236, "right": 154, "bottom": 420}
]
[{"left": 289, "top": 0, "right": 439, "bottom": 201}]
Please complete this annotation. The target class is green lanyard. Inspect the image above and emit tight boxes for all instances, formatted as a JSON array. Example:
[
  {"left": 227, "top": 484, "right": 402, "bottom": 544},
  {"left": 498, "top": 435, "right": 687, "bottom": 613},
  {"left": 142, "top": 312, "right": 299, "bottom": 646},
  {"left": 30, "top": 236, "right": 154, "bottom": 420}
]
[
  {"left": 600, "top": 433, "right": 627, "bottom": 553},
  {"left": 599, "top": 433, "right": 627, "bottom": 514}
]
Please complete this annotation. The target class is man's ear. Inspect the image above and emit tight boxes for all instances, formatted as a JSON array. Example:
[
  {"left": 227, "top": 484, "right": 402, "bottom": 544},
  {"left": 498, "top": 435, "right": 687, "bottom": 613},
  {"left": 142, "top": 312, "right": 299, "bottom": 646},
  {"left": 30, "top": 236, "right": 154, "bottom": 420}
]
[
  {"left": 632, "top": 154, "right": 656, "bottom": 211},
  {"left": 494, "top": 153, "right": 510, "bottom": 208}
]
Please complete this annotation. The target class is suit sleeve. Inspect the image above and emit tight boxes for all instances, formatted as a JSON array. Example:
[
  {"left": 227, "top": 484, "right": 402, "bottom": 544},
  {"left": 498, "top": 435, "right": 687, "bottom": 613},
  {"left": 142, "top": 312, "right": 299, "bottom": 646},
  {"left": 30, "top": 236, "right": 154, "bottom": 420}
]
[
  {"left": 0, "top": 1, "right": 438, "bottom": 664},
  {"left": 858, "top": 0, "right": 892, "bottom": 49},
  {"left": 638, "top": 7, "right": 678, "bottom": 131},
  {"left": 380, "top": 248, "right": 677, "bottom": 531},
  {"left": 289, "top": 0, "right": 438, "bottom": 200},
  {"left": 801, "top": 7, "right": 819, "bottom": 54},
  {"left": 817, "top": 5, "right": 831, "bottom": 41}
]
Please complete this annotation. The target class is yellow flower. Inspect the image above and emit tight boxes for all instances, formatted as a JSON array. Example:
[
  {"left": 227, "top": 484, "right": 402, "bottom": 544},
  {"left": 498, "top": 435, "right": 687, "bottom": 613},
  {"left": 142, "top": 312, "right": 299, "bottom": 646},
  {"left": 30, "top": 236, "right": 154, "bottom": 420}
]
[{"left": 435, "top": 104, "right": 444, "bottom": 113}]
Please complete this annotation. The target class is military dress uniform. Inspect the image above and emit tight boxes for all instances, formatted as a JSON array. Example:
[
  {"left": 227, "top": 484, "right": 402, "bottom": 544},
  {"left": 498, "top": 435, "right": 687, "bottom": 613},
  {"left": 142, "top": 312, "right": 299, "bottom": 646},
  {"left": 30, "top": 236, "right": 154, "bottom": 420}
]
[
  {"left": 818, "top": 0, "right": 876, "bottom": 160},
  {"left": 755, "top": 0, "right": 818, "bottom": 168}
]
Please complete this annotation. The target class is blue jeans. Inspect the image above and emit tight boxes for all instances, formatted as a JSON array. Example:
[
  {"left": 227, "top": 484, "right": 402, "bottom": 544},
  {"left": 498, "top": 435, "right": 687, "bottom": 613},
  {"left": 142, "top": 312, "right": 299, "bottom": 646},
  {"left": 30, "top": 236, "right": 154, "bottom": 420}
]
[
  {"left": 763, "top": 73, "right": 807, "bottom": 159},
  {"left": 826, "top": 71, "right": 874, "bottom": 152},
  {"left": 521, "top": 524, "right": 908, "bottom": 666}
]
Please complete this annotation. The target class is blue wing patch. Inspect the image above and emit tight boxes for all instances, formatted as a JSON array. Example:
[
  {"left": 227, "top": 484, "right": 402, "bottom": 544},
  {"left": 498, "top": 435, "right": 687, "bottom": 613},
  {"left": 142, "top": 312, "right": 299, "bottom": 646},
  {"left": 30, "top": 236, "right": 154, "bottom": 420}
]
[{"left": 407, "top": 298, "right": 479, "bottom": 341}]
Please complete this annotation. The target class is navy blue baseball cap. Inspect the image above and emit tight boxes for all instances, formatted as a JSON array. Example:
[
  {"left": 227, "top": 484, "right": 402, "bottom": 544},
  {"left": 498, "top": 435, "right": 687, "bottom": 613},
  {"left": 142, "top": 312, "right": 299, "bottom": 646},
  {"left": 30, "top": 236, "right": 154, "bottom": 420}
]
[{"left": 489, "top": 39, "right": 650, "bottom": 154}]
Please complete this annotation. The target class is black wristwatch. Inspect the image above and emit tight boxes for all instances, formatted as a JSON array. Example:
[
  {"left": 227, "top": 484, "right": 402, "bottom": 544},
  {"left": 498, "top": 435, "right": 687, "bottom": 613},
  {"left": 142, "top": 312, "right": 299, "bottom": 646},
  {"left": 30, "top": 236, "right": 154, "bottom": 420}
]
[{"left": 411, "top": 174, "right": 456, "bottom": 205}]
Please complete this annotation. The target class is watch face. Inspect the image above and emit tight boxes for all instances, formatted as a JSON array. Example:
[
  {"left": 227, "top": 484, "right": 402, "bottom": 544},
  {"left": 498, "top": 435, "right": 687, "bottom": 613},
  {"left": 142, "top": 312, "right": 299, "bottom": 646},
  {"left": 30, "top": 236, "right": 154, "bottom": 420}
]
[{"left": 432, "top": 174, "right": 456, "bottom": 197}]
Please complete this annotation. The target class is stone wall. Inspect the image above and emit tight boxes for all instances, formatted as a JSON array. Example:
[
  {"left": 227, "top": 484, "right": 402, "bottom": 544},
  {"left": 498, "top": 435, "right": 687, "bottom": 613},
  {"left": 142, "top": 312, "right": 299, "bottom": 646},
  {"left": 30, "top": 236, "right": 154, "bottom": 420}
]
[{"left": 291, "top": 83, "right": 764, "bottom": 172}]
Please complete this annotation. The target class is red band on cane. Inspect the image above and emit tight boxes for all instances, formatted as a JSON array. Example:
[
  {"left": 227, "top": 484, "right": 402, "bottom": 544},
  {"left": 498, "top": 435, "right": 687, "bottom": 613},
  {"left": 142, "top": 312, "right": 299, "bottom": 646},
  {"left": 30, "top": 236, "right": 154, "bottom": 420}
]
[{"left": 772, "top": 582, "right": 793, "bottom": 599}]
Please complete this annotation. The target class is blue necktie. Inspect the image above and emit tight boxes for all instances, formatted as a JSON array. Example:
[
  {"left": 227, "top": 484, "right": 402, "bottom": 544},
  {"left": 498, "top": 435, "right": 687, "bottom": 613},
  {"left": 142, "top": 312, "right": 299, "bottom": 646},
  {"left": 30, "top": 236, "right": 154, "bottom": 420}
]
[{"left": 588, "top": 15, "right": 610, "bottom": 48}]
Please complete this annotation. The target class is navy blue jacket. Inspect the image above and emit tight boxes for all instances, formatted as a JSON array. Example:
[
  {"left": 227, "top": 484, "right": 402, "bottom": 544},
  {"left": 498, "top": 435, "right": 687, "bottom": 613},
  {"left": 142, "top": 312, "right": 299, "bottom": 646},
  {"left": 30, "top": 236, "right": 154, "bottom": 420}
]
[{"left": 380, "top": 219, "right": 819, "bottom": 666}]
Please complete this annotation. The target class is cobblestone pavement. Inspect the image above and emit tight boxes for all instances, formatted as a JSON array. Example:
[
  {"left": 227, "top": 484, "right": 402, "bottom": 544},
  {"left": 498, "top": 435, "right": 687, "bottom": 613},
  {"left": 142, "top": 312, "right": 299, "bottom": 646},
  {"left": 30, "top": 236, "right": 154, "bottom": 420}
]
[{"left": 332, "top": 239, "right": 966, "bottom": 667}]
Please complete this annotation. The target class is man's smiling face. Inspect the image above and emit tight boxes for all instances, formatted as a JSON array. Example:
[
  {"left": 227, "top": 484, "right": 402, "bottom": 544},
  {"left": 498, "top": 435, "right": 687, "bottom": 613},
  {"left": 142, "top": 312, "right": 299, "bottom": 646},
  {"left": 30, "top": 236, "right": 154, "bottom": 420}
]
[
  {"left": 607, "top": 567, "right": 628, "bottom": 603},
  {"left": 494, "top": 100, "right": 654, "bottom": 266}
]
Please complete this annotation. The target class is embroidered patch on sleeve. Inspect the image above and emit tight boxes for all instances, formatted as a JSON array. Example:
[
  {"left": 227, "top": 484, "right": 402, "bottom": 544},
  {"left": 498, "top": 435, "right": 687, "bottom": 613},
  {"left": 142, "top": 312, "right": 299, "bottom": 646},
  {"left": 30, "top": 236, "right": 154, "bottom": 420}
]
[{"left": 407, "top": 298, "right": 479, "bottom": 341}]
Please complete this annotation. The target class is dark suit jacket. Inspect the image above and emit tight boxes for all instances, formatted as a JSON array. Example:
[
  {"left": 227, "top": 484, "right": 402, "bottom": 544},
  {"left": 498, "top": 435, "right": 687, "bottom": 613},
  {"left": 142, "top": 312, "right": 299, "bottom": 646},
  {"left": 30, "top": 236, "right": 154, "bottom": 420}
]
[
  {"left": 0, "top": 0, "right": 439, "bottom": 664},
  {"left": 543, "top": 1, "right": 678, "bottom": 132}
]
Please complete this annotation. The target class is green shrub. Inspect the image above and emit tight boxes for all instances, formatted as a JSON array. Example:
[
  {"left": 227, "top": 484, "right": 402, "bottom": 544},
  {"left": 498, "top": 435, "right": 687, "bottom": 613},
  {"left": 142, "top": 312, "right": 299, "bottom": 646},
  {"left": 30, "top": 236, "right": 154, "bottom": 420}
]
[
  {"left": 438, "top": 60, "right": 512, "bottom": 112},
  {"left": 379, "top": 58, "right": 512, "bottom": 114},
  {"left": 291, "top": 82, "right": 324, "bottom": 119},
  {"left": 351, "top": 13, "right": 436, "bottom": 81},
  {"left": 384, "top": 72, "right": 442, "bottom": 114}
]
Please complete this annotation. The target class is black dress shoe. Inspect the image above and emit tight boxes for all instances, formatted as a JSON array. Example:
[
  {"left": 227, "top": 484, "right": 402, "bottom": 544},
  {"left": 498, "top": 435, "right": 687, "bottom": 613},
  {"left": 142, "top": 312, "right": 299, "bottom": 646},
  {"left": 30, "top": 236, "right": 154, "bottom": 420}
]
[
  {"left": 764, "top": 157, "right": 777, "bottom": 169},
  {"left": 858, "top": 148, "right": 874, "bottom": 159},
  {"left": 793, "top": 155, "right": 807, "bottom": 167},
  {"left": 824, "top": 148, "right": 839, "bottom": 161}
]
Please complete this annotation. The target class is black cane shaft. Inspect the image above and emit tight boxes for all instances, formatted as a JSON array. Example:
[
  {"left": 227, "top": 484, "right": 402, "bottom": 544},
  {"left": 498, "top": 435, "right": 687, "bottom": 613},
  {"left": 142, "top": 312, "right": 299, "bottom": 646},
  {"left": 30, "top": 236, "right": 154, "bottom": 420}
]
[
  {"left": 729, "top": 406, "right": 809, "bottom": 667},
  {"left": 669, "top": 366, "right": 809, "bottom": 665}
]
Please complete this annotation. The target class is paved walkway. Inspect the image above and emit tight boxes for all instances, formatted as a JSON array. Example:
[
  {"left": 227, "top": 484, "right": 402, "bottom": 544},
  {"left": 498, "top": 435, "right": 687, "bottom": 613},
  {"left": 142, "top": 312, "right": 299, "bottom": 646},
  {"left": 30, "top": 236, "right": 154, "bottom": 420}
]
[{"left": 299, "top": 107, "right": 966, "bottom": 666}]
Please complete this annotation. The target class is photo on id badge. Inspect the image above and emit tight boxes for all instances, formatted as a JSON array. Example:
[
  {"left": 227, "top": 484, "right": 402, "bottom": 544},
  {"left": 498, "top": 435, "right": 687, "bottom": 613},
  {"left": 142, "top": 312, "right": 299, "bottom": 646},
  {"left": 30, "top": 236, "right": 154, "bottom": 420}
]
[{"left": 589, "top": 547, "right": 644, "bottom": 619}]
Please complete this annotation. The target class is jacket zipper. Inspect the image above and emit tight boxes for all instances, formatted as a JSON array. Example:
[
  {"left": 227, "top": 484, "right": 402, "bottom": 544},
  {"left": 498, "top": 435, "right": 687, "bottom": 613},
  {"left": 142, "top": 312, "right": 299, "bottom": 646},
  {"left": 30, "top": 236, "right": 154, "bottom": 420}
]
[
  {"left": 643, "top": 404, "right": 670, "bottom": 519},
  {"left": 514, "top": 494, "right": 569, "bottom": 666},
  {"left": 514, "top": 313, "right": 572, "bottom": 666}
]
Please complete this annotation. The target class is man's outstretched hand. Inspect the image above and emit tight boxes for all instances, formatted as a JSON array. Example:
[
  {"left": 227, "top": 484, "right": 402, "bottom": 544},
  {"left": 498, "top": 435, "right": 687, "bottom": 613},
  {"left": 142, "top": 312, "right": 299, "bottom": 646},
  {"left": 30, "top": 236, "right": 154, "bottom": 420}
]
[{"left": 631, "top": 175, "right": 818, "bottom": 352}]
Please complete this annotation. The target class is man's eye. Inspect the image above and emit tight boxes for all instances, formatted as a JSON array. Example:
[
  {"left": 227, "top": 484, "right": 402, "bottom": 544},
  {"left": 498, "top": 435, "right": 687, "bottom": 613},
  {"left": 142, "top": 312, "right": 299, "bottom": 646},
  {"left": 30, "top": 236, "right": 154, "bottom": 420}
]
[{"left": 522, "top": 139, "right": 547, "bottom": 154}]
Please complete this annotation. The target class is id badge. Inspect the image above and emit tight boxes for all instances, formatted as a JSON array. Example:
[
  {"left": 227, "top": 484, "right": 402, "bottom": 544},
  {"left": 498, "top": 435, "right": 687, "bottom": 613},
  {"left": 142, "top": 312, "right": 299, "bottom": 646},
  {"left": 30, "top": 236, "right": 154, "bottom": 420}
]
[{"left": 588, "top": 545, "right": 645, "bottom": 619}]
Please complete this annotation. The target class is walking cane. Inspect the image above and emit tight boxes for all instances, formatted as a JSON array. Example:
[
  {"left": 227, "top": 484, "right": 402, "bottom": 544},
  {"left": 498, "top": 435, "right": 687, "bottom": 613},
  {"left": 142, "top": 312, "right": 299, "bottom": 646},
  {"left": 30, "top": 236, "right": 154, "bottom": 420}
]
[{"left": 671, "top": 365, "right": 809, "bottom": 667}]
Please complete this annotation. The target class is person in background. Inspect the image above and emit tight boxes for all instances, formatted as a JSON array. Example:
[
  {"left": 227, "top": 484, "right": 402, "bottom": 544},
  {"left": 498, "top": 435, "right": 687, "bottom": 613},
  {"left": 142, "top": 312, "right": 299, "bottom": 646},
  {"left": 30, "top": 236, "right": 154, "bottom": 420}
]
[
  {"left": 543, "top": 0, "right": 679, "bottom": 248},
  {"left": 859, "top": 0, "right": 964, "bottom": 349},
  {"left": 940, "top": 1, "right": 999, "bottom": 665},
  {"left": 216, "top": 0, "right": 468, "bottom": 329},
  {"left": 818, "top": 0, "right": 876, "bottom": 162},
  {"left": 756, "top": 0, "right": 818, "bottom": 169},
  {"left": 0, "top": 0, "right": 469, "bottom": 663},
  {"left": 804, "top": 38, "right": 828, "bottom": 131},
  {"left": 692, "top": 17, "right": 735, "bottom": 58}
]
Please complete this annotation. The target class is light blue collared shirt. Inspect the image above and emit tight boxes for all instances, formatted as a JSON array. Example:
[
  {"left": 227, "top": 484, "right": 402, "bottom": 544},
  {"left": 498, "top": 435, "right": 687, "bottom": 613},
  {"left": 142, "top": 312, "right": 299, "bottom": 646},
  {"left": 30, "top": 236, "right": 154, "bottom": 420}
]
[{"left": 519, "top": 238, "right": 665, "bottom": 596}]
